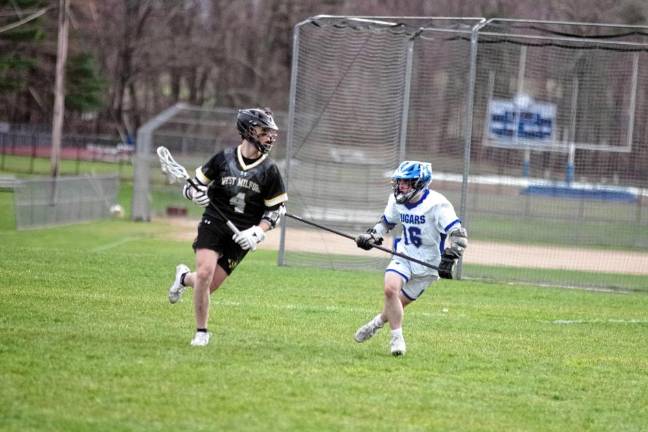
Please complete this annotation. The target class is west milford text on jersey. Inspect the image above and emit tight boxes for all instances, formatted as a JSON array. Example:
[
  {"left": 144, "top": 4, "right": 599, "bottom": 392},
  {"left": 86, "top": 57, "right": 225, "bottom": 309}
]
[{"left": 221, "top": 176, "right": 261, "bottom": 193}]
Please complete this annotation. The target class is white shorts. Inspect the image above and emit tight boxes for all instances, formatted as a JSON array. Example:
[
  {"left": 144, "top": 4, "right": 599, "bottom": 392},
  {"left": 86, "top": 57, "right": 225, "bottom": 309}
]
[{"left": 386, "top": 256, "right": 439, "bottom": 301}]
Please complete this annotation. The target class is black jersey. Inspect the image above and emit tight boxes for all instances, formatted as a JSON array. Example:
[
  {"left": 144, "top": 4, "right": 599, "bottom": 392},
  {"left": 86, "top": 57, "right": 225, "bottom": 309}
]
[{"left": 196, "top": 145, "right": 287, "bottom": 230}]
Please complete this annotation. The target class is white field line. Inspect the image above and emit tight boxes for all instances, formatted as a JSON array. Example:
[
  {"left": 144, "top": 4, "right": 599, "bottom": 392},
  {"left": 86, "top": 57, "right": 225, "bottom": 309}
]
[
  {"left": 91, "top": 236, "right": 139, "bottom": 252},
  {"left": 212, "top": 299, "right": 456, "bottom": 319},
  {"left": 214, "top": 300, "right": 646, "bottom": 325},
  {"left": 552, "top": 319, "right": 648, "bottom": 325}
]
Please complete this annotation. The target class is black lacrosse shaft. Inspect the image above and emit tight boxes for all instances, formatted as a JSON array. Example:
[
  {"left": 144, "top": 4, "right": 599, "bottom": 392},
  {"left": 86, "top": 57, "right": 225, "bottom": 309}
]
[
  {"left": 285, "top": 213, "right": 438, "bottom": 271},
  {"left": 157, "top": 146, "right": 239, "bottom": 235},
  {"left": 186, "top": 178, "right": 241, "bottom": 235}
]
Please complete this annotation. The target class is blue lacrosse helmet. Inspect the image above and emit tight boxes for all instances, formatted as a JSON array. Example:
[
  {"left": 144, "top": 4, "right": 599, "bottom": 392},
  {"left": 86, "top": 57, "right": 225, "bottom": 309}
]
[{"left": 391, "top": 161, "right": 432, "bottom": 203}]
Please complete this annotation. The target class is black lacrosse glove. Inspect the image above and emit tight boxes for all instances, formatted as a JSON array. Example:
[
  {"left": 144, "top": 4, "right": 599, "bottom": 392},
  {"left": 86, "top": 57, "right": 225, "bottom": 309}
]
[
  {"left": 356, "top": 229, "right": 383, "bottom": 250},
  {"left": 438, "top": 252, "right": 457, "bottom": 279}
]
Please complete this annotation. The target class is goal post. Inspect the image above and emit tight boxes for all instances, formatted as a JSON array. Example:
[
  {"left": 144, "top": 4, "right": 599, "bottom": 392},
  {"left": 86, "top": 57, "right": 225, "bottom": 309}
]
[
  {"left": 279, "top": 16, "right": 648, "bottom": 287},
  {"left": 129, "top": 17, "right": 648, "bottom": 288},
  {"left": 132, "top": 103, "right": 188, "bottom": 222},
  {"left": 279, "top": 16, "right": 484, "bottom": 272}
]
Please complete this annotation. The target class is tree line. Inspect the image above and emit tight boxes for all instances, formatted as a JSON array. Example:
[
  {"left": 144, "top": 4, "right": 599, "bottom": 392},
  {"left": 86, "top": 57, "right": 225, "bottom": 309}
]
[{"left": 1, "top": 0, "right": 646, "bottom": 140}]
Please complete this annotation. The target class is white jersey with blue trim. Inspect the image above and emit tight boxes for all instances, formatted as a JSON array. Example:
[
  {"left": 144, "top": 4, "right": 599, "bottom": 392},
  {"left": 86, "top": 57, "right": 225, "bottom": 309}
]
[{"left": 382, "top": 189, "right": 461, "bottom": 276}]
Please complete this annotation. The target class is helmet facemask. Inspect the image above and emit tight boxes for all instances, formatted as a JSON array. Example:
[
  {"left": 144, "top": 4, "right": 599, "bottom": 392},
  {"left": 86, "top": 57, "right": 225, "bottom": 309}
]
[
  {"left": 247, "top": 126, "right": 278, "bottom": 154},
  {"left": 237, "top": 108, "right": 279, "bottom": 154},
  {"left": 391, "top": 161, "right": 432, "bottom": 204},
  {"left": 392, "top": 178, "right": 424, "bottom": 204}
]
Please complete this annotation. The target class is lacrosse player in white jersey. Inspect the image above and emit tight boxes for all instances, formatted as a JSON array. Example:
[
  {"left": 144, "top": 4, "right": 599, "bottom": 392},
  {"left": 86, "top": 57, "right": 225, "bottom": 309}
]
[{"left": 354, "top": 161, "right": 468, "bottom": 356}]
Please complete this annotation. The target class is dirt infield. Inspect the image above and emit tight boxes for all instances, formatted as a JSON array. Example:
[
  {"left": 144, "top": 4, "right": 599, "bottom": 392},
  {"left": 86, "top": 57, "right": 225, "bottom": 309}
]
[{"left": 162, "top": 218, "right": 648, "bottom": 276}]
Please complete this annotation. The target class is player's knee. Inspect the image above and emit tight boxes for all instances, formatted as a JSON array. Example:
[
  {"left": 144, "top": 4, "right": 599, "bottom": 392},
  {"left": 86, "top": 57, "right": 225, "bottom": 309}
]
[
  {"left": 383, "top": 281, "right": 400, "bottom": 299},
  {"left": 195, "top": 266, "right": 215, "bottom": 285}
]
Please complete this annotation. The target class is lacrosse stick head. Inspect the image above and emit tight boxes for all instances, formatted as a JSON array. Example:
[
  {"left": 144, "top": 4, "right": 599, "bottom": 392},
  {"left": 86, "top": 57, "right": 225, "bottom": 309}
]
[{"left": 156, "top": 146, "right": 190, "bottom": 184}]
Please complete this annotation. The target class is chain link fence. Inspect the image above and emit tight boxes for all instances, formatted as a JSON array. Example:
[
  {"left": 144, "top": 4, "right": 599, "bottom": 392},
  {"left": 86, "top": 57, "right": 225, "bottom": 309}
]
[
  {"left": 130, "top": 17, "right": 648, "bottom": 289},
  {"left": 13, "top": 174, "right": 120, "bottom": 230},
  {"left": 277, "top": 16, "right": 648, "bottom": 288},
  {"left": 0, "top": 128, "right": 133, "bottom": 178}
]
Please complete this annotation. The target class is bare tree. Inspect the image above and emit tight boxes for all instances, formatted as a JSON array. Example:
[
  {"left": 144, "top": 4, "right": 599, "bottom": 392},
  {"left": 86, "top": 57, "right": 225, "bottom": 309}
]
[{"left": 4, "top": 0, "right": 648, "bottom": 137}]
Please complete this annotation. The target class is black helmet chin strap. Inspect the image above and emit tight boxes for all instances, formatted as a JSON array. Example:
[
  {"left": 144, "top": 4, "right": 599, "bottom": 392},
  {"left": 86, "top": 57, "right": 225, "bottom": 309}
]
[
  {"left": 246, "top": 128, "right": 271, "bottom": 154},
  {"left": 254, "top": 140, "right": 271, "bottom": 154},
  {"left": 395, "top": 189, "right": 417, "bottom": 204}
]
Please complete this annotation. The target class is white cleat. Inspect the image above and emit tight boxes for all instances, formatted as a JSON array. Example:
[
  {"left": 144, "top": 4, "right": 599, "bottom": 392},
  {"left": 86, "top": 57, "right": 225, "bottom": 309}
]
[
  {"left": 390, "top": 334, "right": 406, "bottom": 357},
  {"left": 354, "top": 316, "right": 384, "bottom": 343},
  {"left": 168, "top": 264, "right": 190, "bottom": 304},
  {"left": 190, "top": 331, "right": 211, "bottom": 347}
]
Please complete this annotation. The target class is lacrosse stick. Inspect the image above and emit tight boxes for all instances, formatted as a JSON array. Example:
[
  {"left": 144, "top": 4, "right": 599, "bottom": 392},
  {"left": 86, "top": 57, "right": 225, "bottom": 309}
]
[
  {"left": 156, "top": 146, "right": 241, "bottom": 235},
  {"left": 285, "top": 213, "right": 439, "bottom": 271}
]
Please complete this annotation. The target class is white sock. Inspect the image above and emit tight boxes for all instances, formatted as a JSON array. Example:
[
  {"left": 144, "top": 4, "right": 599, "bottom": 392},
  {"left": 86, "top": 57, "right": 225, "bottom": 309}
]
[{"left": 391, "top": 328, "right": 403, "bottom": 338}]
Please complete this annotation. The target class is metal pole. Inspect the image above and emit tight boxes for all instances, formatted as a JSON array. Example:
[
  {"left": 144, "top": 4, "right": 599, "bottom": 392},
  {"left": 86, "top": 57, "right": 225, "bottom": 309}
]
[
  {"left": 0, "top": 132, "right": 5, "bottom": 170},
  {"left": 457, "top": 19, "right": 487, "bottom": 279},
  {"left": 278, "top": 22, "right": 302, "bottom": 267},
  {"left": 569, "top": 76, "right": 579, "bottom": 146},
  {"left": 516, "top": 46, "right": 528, "bottom": 177},
  {"left": 398, "top": 37, "right": 416, "bottom": 163},
  {"left": 626, "top": 52, "right": 639, "bottom": 150},
  {"left": 131, "top": 103, "right": 187, "bottom": 221}
]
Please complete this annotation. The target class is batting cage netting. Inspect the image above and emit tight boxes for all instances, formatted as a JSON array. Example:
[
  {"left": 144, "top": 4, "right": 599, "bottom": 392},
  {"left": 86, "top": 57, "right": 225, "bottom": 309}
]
[
  {"left": 132, "top": 17, "right": 648, "bottom": 290},
  {"left": 14, "top": 174, "right": 119, "bottom": 229},
  {"left": 277, "top": 17, "right": 480, "bottom": 273},
  {"left": 280, "top": 17, "right": 648, "bottom": 288}
]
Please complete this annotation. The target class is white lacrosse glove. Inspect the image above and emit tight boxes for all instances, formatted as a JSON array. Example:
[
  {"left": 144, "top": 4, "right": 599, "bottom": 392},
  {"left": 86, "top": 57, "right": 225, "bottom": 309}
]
[
  {"left": 182, "top": 182, "right": 210, "bottom": 208},
  {"left": 232, "top": 226, "right": 266, "bottom": 251}
]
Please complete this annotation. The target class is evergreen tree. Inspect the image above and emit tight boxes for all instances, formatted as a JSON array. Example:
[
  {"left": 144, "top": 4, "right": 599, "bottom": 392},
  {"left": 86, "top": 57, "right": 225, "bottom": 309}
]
[
  {"left": 0, "top": 0, "right": 47, "bottom": 121},
  {"left": 65, "top": 52, "right": 105, "bottom": 114}
]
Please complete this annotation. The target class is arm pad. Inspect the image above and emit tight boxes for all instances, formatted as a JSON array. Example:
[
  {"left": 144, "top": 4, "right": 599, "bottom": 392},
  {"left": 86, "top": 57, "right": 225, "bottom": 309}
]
[
  {"left": 445, "top": 226, "right": 468, "bottom": 258},
  {"left": 261, "top": 204, "right": 286, "bottom": 229},
  {"left": 371, "top": 219, "right": 390, "bottom": 237}
]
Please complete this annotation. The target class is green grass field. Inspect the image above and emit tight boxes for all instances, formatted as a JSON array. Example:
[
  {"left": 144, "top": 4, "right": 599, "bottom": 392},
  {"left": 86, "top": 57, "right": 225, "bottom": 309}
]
[{"left": 1, "top": 219, "right": 647, "bottom": 431}]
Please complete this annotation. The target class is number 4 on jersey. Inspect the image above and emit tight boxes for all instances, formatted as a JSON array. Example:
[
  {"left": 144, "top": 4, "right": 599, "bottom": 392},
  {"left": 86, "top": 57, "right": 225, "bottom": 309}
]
[{"left": 229, "top": 192, "right": 246, "bottom": 213}]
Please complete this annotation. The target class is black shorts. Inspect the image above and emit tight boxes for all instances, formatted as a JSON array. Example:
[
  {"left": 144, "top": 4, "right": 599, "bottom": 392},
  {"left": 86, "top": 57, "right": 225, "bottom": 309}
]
[{"left": 192, "top": 214, "right": 248, "bottom": 275}]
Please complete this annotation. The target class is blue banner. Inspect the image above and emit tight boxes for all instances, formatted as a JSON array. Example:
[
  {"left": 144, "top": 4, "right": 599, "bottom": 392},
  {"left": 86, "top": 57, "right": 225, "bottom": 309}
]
[{"left": 488, "top": 97, "right": 556, "bottom": 144}]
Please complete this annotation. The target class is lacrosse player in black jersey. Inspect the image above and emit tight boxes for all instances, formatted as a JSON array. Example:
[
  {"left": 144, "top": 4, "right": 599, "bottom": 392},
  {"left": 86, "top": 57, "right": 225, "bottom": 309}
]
[{"left": 168, "top": 107, "right": 288, "bottom": 346}]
